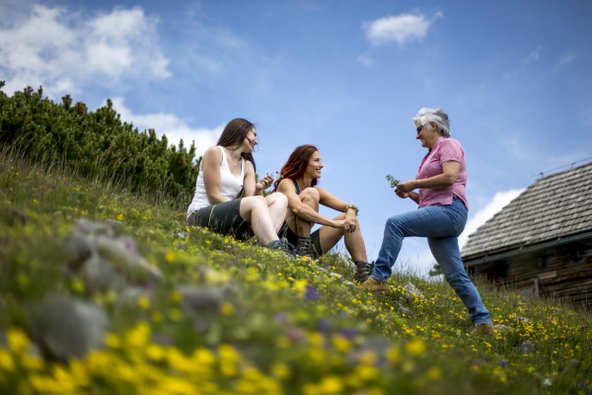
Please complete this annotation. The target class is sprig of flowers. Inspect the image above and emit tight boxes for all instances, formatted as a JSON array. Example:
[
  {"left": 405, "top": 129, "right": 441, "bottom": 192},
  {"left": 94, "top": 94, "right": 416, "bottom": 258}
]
[{"left": 385, "top": 174, "right": 400, "bottom": 188}]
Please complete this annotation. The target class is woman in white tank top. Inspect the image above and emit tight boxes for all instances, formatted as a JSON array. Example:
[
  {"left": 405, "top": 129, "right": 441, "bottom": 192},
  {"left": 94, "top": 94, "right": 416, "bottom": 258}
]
[{"left": 186, "top": 118, "right": 292, "bottom": 254}]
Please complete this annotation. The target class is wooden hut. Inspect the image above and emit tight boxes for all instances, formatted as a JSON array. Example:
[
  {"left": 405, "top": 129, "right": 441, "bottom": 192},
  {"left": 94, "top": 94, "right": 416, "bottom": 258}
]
[{"left": 461, "top": 162, "right": 592, "bottom": 309}]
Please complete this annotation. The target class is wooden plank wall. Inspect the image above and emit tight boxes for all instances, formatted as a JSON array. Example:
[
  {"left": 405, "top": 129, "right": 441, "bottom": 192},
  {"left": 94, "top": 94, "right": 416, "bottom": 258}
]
[{"left": 471, "top": 239, "right": 592, "bottom": 310}]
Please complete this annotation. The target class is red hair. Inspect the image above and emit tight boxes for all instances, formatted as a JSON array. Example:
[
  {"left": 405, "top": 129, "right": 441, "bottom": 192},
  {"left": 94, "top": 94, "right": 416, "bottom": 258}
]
[{"left": 273, "top": 144, "right": 319, "bottom": 190}]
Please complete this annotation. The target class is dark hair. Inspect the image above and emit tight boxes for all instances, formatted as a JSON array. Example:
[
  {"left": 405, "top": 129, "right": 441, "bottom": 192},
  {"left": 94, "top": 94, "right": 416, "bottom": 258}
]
[
  {"left": 273, "top": 144, "right": 319, "bottom": 190},
  {"left": 217, "top": 118, "right": 256, "bottom": 171}
]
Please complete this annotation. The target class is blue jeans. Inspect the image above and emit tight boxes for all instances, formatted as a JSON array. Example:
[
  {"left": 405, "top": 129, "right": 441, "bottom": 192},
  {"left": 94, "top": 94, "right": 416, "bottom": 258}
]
[{"left": 372, "top": 197, "right": 492, "bottom": 325}]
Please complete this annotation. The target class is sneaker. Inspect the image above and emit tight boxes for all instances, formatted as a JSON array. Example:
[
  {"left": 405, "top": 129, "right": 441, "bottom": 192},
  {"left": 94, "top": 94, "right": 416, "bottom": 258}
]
[
  {"left": 471, "top": 324, "right": 495, "bottom": 336},
  {"left": 359, "top": 277, "right": 390, "bottom": 292},
  {"left": 268, "top": 239, "right": 295, "bottom": 257},
  {"left": 295, "top": 237, "right": 318, "bottom": 259},
  {"left": 354, "top": 261, "right": 374, "bottom": 283}
]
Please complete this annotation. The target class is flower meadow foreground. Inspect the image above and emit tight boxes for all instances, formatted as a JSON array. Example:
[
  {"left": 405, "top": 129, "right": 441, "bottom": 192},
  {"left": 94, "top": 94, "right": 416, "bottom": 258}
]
[{"left": 0, "top": 152, "right": 591, "bottom": 395}]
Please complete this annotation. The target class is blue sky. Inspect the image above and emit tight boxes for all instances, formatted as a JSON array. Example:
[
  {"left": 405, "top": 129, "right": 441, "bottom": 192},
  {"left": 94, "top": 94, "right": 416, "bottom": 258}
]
[{"left": 2, "top": 0, "right": 591, "bottom": 276}]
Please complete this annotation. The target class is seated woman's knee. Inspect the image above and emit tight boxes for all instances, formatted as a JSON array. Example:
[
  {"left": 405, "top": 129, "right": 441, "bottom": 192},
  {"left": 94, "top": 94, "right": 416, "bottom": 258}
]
[
  {"left": 268, "top": 192, "right": 288, "bottom": 205},
  {"left": 243, "top": 195, "right": 266, "bottom": 207},
  {"left": 300, "top": 187, "right": 320, "bottom": 202}
]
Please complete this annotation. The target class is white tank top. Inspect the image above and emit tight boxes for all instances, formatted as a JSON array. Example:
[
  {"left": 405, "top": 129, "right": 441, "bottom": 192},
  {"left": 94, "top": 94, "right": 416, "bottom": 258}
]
[{"left": 186, "top": 146, "right": 245, "bottom": 219}]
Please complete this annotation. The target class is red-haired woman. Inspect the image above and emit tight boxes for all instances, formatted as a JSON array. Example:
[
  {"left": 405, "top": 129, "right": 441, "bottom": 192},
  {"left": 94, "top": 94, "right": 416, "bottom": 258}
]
[
  {"left": 186, "top": 118, "right": 292, "bottom": 254},
  {"left": 273, "top": 144, "right": 372, "bottom": 281}
]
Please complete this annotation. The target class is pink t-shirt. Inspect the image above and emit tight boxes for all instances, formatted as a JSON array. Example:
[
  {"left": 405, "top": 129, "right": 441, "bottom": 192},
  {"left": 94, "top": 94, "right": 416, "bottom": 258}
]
[{"left": 416, "top": 137, "right": 468, "bottom": 209}]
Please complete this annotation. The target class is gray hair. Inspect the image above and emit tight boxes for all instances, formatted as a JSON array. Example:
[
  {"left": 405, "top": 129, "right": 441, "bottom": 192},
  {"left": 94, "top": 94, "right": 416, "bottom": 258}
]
[{"left": 412, "top": 107, "right": 451, "bottom": 137}]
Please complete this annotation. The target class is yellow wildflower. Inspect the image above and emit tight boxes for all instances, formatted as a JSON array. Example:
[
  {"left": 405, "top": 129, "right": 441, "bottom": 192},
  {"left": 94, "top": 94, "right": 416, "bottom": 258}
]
[
  {"left": 167, "top": 348, "right": 194, "bottom": 374},
  {"left": 406, "top": 338, "right": 426, "bottom": 356},
  {"left": 292, "top": 279, "right": 308, "bottom": 296},
  {"left": 308, "top": 332, "right": 325, "bottom": 348},
  {"left": 355, "top": 365, "right": 379, "bottom": 381},
  {"left": 151, "top": 311, "right": 163, "bottom": 323},
  {"left": 218, "top": 344, "right": 240, "bottom": 377},
  {"left": 7, "top": 328, "right": 30, "bottom": 353},
  {"left": 104, "top": 332, "right": 121, "bottom": 349},
  {"left": 271, "top": 362, "right": 290, "bottom": 380},
  {"left": 220, "top": 302, "right": 236, "bottom": 316},
  {"left": 71, "top": 278, "right": 85, "bottom": 293},
  {"left": 426, "top": 367, "right": 442, "bottom": 380},
  {"left": 318, "top": 376, "right": 343, "bottom": 394},
  {"left": 192, "top": 347, "right": 216, "bottom": 367},
  {"left": 155, "top": 377, "right": 196, "bottom": 395},
  {"left": 331, "top": 334, "right": 352, "bottom": 353},
  {"left": 205, "top": 269, "right": 230, "bottom": 284},
  {"left": 169, "top": 290, "right": 182, "bottom": 303},
  {"left": 146, "top": 344, "right": 165, "bottom": 362},
  {"left": 137, "top": 295, "right": 151, "bottom": 310},
  {"left": 386, "top": 346, "right": 401, "bottom": 364},
  {"left": 0, "top": 349, "right": 14, "bottom": 372},
  {"left": 126, "top": 322, "right": 150, "bottom": 348},
  {"left": 165, "top": 250, "right": 176, "bottom": 263}
]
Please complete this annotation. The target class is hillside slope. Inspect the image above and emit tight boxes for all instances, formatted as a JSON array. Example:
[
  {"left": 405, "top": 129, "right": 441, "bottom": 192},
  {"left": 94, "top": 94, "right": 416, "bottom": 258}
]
[{"left": 0, "top": 149, "right": 590, "bottom": 395}]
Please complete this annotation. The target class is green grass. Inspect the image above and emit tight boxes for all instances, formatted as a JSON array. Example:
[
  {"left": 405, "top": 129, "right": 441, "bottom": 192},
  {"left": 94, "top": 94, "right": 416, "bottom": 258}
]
[{"left": 0, "top": 146, "right": 590, "bottom": 395}]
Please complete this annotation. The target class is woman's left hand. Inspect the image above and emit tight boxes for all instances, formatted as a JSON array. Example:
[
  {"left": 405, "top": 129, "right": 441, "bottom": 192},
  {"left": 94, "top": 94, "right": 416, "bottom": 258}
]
[
  {"left": 344, "top": 214, "right": 358, "bottom": 233},
  {"left": 255, "top": 174, "right": 274, "bottom": 192},
  {"left": 395, "top": 180, "right": 416, "bottom": 197}
]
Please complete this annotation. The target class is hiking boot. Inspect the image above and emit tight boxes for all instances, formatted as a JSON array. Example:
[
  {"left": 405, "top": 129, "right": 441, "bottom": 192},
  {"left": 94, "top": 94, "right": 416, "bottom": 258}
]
[
  {"left": 295, "top": 237, "right": 318, "bottom": 259},
  {"left": 359, "top": 277, "right": 390, "bottom": 292},
  {"left": 354, "top": 261, "right": 374, "bottom": 283},
  {"left": 268, "top": 239, "right": 295, "bottom": 257},
  {"left": 471, "top": 324, "right": 495, "bottom": 336}
]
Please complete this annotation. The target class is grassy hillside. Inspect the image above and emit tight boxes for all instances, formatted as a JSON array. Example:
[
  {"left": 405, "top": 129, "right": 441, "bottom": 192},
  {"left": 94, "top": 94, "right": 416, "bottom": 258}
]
[{"left": 0, "top": 147, "right": 590, "bottom": 395}]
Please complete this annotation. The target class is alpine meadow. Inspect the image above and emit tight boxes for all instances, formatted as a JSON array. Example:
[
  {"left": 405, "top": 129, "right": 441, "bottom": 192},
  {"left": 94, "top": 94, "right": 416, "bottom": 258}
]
[{"left": 0, "top": 84, "right": 591, "bottom": 395}]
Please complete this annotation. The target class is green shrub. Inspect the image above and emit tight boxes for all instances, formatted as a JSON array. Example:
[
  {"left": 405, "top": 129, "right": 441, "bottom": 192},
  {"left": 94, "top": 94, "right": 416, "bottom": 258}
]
[{"left": 0, "top": 83, "right": 199, "bottom": 205}]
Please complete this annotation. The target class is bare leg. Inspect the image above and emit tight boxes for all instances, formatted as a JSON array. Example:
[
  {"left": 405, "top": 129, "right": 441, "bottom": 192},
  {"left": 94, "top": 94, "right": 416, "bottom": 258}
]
[
  {"left": 264, "top": 192, "right": 288, "bottom": 233},
  {"left": 344, "top": 225, "right": 369, "bottom": 262},
  {"left": 239, "top": 196, "right": 279, "bottom": 246},
  {"left": 295, "top": 188, "right": 320, "bottom": 237},
  {"left": 317, "top": 213, "right": 368, "bottom": 262}
]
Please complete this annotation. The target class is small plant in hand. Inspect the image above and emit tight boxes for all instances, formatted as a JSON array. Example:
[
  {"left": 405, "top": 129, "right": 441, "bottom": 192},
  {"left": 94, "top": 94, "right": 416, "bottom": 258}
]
[{"left": 386, "top": 174, "right": 400, "bottom": 188}]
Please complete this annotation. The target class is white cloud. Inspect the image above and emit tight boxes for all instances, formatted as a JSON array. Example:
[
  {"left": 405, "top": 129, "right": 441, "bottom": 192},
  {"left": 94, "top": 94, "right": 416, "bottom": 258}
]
[
  {"left": 111, "top": 98, "right": 222, "bottom": 158},
  {"left": 527, "top": 45, "right": 544, "bottom": 62},
  {"left": 459, "top": 189, "right": 525, "bottom": 249},
  {"left": 363, "top": 11, "right": 442, "bottom": 46},
  {"left": 397, "top": 240, "right": 437, "bottom": 278},
  {"left": 0, "top": 4, "right": 170, "bottom": 98},
  {"left": 553, "top": 52, "right": 575, "bottom": 72},
  {"left": 357, "top": 53, "right": 375, "bottom": 66},
  {"left": 503, "top": 45, "right": 545, "bottom": 79}
]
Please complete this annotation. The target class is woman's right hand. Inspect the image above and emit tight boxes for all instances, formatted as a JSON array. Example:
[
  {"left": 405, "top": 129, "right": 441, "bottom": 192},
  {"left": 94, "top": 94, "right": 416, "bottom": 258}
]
[
  {"left": 331, "top": 218, "right": 347, "bottom": 229},
  {"left": 395, "top": 180, "right": 417, "bottom": 199},
  {"left": 395, "top": 189, "right": 410, "bottom": 199}
]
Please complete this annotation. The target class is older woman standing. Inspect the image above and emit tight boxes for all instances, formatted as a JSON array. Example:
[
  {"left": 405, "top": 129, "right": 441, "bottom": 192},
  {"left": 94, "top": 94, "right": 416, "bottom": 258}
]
[{"left": 361, "top": 108, "right": 493, "bottom": 334}]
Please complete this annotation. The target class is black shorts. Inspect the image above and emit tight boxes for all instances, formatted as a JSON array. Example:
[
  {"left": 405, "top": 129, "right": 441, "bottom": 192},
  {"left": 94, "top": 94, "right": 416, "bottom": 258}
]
[
  {"left": 187, "top": 199, "right": 254, "bottom": 240},
  {"left": 279, "top": 223, "right": 323, "bottom": 257}
]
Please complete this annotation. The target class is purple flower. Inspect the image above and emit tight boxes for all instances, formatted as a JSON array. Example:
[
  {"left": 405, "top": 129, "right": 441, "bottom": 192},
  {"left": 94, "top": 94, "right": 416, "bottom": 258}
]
[
  {"left": 275, "top": 312, "right": 288, "bottom": 324},
  {"left": 304, "top": 285, "right": 319, "bottom": 301},
  {"left": 318, "top": 318, "right": 331, "bottom": 332},
  {"left": 287, "top": 328, "right": 303, "bottom": 342},
  {"left": 339, "top": 328, "right": 357, "bottom": 340}
]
